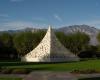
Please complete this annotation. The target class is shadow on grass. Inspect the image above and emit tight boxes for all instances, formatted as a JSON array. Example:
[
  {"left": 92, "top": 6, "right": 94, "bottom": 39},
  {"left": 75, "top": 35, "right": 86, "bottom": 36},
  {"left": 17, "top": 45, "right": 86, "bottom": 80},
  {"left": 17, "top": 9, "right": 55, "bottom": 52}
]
[
  {"left": 31, "top": 67, "right": 52, "bottom": 71},
  {"left": 0, "top": 61, "right": 78, "bottom": 67}
]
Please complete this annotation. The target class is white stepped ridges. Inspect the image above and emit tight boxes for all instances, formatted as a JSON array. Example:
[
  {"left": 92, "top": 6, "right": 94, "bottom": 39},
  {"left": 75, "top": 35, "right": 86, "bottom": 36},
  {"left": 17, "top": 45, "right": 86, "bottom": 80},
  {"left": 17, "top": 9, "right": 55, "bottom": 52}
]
[{"left": 21, "top": 26, "right": 79, "bottom": 62}]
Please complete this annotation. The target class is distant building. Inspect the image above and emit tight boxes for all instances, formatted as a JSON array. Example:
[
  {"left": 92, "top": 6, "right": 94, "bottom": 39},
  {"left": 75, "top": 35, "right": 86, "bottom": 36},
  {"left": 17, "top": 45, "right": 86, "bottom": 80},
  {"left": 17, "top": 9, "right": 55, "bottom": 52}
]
[{"left": 21, "top": 26, "right": 79, "bottom": 62}]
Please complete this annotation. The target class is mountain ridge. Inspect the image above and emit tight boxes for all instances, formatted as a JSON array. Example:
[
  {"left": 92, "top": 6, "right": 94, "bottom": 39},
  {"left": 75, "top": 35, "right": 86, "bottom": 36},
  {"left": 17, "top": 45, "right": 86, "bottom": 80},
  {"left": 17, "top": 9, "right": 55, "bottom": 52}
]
[{"left": 0, "top": 25, "right": 99, "bottom": 45}]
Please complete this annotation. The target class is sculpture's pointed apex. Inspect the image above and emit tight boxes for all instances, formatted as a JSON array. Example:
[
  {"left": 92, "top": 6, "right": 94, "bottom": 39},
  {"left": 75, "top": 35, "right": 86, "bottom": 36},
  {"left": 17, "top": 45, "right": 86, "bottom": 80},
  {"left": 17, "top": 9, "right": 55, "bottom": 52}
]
[
  {"left": 48, "top": 25, "right": 52, "bottom": 32},
  {"left": 49, "top": 25, "right": 51, "bottom": 27},
  {"left": 48, "top": 25, "right": 52, "bottom": 29}
]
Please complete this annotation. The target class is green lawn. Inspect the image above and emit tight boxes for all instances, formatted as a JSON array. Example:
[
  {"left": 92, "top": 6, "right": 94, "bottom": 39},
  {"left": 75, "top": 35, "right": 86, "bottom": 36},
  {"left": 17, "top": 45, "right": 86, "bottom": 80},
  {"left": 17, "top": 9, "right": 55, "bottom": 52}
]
[{"left": 0, "top": 60, "right": 100, "bottom": 71}]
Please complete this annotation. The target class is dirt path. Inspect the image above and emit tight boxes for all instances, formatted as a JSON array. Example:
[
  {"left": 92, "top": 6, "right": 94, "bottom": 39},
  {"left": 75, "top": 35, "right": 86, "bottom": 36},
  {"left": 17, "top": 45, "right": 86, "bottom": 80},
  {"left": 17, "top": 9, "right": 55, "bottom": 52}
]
[
  {"left": 23, "top": 71, "right": 77, "bottom": 80},
  {"left": 0, "top": 72, "right": 100, "bottom": 80},
  {"left": 23, "top": 71, "right": 100, "bottom": 80}
]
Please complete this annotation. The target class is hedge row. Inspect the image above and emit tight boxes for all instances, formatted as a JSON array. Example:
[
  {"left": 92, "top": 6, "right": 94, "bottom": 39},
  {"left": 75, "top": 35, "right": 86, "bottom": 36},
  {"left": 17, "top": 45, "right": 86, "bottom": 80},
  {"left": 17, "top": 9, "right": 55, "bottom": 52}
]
[{"left": 0, "top": 68, "right": 32, "bottom": 74}]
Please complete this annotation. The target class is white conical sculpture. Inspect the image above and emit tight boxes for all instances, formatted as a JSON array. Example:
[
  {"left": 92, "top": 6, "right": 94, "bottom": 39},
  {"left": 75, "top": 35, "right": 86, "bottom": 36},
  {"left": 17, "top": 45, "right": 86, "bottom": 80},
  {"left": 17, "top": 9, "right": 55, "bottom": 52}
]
[{"left": 21, "top": 26, "right": 79, "bottom": 62}]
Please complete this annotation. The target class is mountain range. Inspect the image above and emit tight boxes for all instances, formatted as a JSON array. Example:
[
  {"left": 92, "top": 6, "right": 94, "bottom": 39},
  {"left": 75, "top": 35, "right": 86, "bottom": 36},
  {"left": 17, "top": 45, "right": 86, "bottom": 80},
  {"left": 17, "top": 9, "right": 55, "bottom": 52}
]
[
  {"left": 0, "top": 25, "right": 100, "bottom": 45},
  {"left": 58, "top": 25, "right": 100, "bottom": 45}
]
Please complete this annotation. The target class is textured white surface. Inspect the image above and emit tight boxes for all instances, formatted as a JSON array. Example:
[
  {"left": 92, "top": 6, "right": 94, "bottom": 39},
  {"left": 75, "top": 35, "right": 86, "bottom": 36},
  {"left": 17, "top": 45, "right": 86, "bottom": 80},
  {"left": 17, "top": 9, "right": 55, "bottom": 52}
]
[{"left": 21, "top": 26, "right": 79, "bottom": 62}]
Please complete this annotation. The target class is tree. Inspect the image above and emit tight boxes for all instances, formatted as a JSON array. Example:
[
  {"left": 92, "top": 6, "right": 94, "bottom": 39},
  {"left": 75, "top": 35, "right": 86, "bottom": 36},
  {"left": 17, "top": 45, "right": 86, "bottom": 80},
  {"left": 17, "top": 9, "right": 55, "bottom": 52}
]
[
  {"left": 97, "top": 32, "right": 100, "bottom": 43},
  {"left": 97, "top": 32, "right": 100, "bottom": 52},
  {"left": 55, "top": 32, "right": 67, "bottom": 46},
  {"left": 78, "top": 45, "right": 99, "bottom": 58},
  {"left": 0, "top": 32, "right": 17, "bottom": 60},
  {"left": 0, "top": 33, "right": 13, "bottom": 47},
  {"left": 56, "top": 32, "right": 90, "bottom": 55},
  {"left": 13, "top": 31, "right": 46, "bottom": 57}
]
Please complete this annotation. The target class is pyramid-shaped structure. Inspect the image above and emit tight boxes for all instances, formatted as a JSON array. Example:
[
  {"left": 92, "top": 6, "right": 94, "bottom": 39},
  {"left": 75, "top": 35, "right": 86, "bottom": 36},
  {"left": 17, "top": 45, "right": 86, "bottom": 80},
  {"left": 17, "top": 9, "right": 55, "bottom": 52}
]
[{"left": 21, "top": 26, "right": 79, "bottom": 62}]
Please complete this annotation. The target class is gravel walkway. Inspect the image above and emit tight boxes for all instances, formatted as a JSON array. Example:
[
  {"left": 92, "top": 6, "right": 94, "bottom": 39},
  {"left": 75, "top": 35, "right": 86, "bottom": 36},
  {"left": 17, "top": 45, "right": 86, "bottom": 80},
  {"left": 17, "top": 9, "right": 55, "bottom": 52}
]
[
  {"left": 23, "top": 71, "right": 100, "bottom": 80},
  {"left": 23, "top": 71, "right": 77, "bottom": 80},
  {"left": 0, "top": 72, "right": 100, "bottom": 80}
]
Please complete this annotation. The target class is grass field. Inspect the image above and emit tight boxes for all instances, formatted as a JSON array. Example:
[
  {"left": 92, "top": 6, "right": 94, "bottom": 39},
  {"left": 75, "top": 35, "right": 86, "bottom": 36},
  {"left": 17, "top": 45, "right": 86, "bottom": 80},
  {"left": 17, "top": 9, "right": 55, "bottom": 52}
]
[{"left": 0, "top": 60, "right": 100, "bottom": 71}]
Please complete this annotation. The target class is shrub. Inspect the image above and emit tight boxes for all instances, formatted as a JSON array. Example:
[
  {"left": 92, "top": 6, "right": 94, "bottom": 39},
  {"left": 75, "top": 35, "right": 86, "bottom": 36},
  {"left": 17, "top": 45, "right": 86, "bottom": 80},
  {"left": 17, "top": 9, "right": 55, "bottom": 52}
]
[
  {"left": 71, "top": 69, "right": 100, "bottom": 74},
  {"left": 11, "top": 68, "right": 31, "bottom": 74},
  {"left": 0, "top": 68, "right": 32, "bottom": 74},
  {"left": 0, "top": 68, "right": 12, "bottom": 74},
  {"left": 78, "top": 51, "right": 95, "bottom": 58}
]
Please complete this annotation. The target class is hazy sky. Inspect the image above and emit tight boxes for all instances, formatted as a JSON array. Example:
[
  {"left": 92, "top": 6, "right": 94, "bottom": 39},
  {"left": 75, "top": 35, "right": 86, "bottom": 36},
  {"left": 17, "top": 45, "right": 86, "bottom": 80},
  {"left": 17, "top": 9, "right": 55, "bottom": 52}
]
[{"left": 0, "top": 0, "right": 100, "bottom": 30}]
